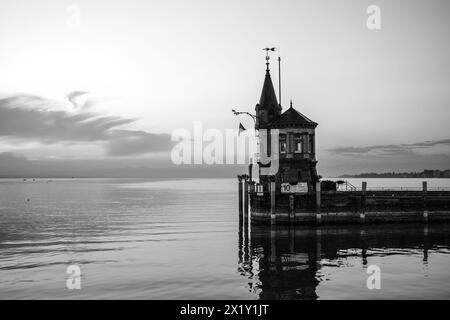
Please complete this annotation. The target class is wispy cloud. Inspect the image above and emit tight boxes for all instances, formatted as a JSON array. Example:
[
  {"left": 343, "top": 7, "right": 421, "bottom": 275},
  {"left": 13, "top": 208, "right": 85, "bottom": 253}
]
[
  {"left": 106, "top": 130, "right": 172, "bottom": 156},
  {"left": 328, "top": 139, "right": 450, "bottom": 157},
  {"left": 0, "top": 93, "right": 173, "bottom": 156}
]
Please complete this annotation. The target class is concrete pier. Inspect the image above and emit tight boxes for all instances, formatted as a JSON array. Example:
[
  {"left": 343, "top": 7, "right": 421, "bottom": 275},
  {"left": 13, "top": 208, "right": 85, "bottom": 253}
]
[{"left": 249, "top": 181, "right": 450, "bottom": 225}]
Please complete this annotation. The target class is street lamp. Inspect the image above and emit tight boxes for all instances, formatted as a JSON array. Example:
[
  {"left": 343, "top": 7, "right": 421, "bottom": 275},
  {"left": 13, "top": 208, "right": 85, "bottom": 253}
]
[{"left": 232, "top": 108, "right": 257, "bottom": 125}]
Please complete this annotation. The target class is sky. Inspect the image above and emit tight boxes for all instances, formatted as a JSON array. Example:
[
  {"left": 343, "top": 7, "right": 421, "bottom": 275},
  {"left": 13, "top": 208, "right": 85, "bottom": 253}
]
[{"left": 0, "top": 0, "right": 449, "bottom": 177}]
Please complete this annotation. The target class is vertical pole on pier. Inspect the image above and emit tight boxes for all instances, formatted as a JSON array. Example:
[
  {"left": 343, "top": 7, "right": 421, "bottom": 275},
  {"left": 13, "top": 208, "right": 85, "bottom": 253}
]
[
  {"left": 242, "top": 176, "right": 250, "bottom": 265},
  {"left": 316, "top": 182, "right": 322, "bottom": 224},
  {"left": 289, "top": 225, "right": 295, "bottom": 253},
  {"left": 238, "top": 179, "right": 244, "bottom": 265},
  {"left": 248, "top": 158, "right": 253, "bottom": 183},
  {"left": 270, "top": 225, "right": 276, "bottom": 263},
  {"left": 244, "top": 177, "right": 249, "bottom": 223},
  {"left": 361, "top": 229, "right": 368, "bottom": 266},
  {"left": 238, "top": 176, "right": 243, "bottom": 221},
  {"left": 361, "top": 182, "right": 367, "bottom": 222},
  {"left": 316, "top": 228, "right": 322, "bottom": 269},
  {"left": 270, "top": 180, "right": 276, "bottom": 225},
  {"left": 289, "top": 194, "right": 295, "bottom": 223},
  {"left": 423, "top": 181, "right": 428, "bottom": 223}
]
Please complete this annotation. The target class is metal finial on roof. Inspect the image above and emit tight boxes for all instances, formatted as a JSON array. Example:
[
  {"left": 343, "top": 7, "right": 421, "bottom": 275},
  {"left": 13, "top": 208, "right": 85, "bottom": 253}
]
[
  {"left": 290, "top": 100, "right": 293, "bottom": 108},
  {"left": 263, "top": 47, "right": 276, "bottom": 73}
]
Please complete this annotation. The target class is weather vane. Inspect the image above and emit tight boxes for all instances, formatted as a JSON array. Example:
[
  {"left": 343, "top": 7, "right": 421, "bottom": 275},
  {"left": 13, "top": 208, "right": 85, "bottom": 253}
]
[
  {"left": 263, "top": 47, "right": 276, "bottom": 56},
  {"left": 263, "top": 47, "right": 276, "bottom": 70}
]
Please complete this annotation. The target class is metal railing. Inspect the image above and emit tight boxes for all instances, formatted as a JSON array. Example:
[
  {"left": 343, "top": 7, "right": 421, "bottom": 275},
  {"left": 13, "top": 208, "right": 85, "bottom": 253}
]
[
  {"left": 335, "top": 180, "right": 358, "bottom": 191},
  {"left": 334, "top": 181, "right": 450, "bottom": 192}
]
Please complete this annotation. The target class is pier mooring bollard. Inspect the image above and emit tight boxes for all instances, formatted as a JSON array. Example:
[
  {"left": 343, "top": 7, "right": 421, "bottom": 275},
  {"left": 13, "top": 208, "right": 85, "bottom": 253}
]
[
  {"left": 316, "top": 182, "right": 321, "bottom": 224},
  {"left": 270, "top": 181, "right": 276, "bottom": 225},
  {"left": 360, "top": 182, "right": 367, "bottom": 222},
  {"left": 423, "top": 181, "right": 428, "bottom": 223},
  {"left": 238, "top": 176, "right": 243, "bottom": 221}
]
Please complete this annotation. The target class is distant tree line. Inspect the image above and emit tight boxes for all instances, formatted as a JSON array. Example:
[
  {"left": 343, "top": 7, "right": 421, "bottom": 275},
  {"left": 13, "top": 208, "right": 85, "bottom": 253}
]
[{"left": 340, "top": 169, "right": 450, "bottom": 178}]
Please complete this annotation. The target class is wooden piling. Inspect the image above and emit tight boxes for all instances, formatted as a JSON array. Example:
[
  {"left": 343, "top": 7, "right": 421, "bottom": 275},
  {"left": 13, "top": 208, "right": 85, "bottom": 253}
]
[
  {"left": 289, "top": 194, "right": 295, "bottom": 223},
  {"left": 270, "top": 225, "right": 276, "bottom": 261},
  {"left": 238, "top": 202, "right": 243, "bottom": 264},
  {"left": 238, "top": 176, "right": 243, "bottom": 221},
  {"left": 270, "top": 181, "right": 276, "bottom": 224},
  {"left": 316, "top": 228, "right": 322, "bottom": 268},
  {"left": 360, "top": 181, "right": 367, "bottom": 222},
  {"left": 244, "top": 178, "right": 249, "bottom": 222},
  {"left": 316, "top": 182, "right": 321, "bottom": 224},
  {"left": 423, "top": 181, "right": 428, "bottom": 223}
]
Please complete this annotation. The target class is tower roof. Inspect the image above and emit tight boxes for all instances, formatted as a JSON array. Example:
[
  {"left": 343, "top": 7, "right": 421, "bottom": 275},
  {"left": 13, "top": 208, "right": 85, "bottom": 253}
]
[
  {"left": 270, "top": 102, "right": 317, "bottom": 128},
  {"left": 258, "top": 68, "right": 281, "bottom": 111}
]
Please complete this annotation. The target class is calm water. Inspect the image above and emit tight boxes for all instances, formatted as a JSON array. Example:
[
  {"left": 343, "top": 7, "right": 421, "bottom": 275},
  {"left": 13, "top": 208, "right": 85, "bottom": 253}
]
[{"left": 1, "top": 178, "right": 450, "bottom": 299}]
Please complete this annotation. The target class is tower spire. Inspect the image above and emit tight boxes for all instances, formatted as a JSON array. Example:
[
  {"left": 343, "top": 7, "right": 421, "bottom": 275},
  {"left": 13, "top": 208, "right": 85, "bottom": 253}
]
[{"left": 255, "top": 49, "right": 282, "bottom": 129}]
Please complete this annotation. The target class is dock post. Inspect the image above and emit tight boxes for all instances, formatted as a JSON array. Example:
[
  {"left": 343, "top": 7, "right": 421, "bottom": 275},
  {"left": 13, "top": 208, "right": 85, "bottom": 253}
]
[
  {"left": 248, "top": 158, "right": 253, "bottom": 183},
  {"left": 360, "top": 182, "right": 367, "bottom": 222},
  {"left": 316, "top": 182, "right": 321, "bottom": 224},
  {"left": 244, "top": 176, "right": 249, "bottom": 223},
  {"left": 423, "top": 181, "right": 428, "bottom": 223},
  {"left": 238, "top": 176, "right": 243, "bottom": 221},
  {"left": 316, "top": 228, "right": 322, "bottom": 269},
  {"left": 270, "top": 180, "right": 276, "bottom": 225},
  {"left": 289, "top": 194, "right": 295, "bottom": 223},
  {"left": 238, "top": 186, "right": 244, "bottom": 266}
]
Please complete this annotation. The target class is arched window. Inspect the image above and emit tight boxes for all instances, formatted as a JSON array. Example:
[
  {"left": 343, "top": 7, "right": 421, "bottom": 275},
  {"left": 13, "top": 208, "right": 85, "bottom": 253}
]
[
  {"left": 279, "top": 134, "right": 287, "bottom": 154},
  {"left": 304, "top": 134, "right": 310, "bottom": 153},
  {"left": 268, "top": 110, "right": 275, "bottom": 122},
  {"left": 309, "top": 135, "right": 314, "bottom": 153},
  {"left": 294, "top": 134, "right": 302, "bottom": 153}
]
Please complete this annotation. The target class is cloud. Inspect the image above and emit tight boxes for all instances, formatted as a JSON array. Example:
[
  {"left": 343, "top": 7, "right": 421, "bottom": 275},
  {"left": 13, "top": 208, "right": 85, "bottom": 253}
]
[
  {"left": 328, "top": 139, "right": 450, "bottom": 157},
  {"left": 0, "top": 152, "right": 244, "bottom": 178},
  {"left": 67, "top": 91, "right": 103, "bottom": 110},
  {"left": 0, "top": 94, "right": 173, "bottom": 156},
  {"left": 0, "top": 152, "right": 29, "bottom": 165},
  {"left": 106, "top": 130, "right": 173, "bottom": 156}
]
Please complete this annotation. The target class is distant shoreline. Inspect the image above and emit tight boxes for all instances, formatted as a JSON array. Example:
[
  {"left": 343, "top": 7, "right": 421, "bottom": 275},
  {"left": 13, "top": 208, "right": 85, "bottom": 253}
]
[{"left": 339, "top": 169, "right": 450, "bottom": 179}]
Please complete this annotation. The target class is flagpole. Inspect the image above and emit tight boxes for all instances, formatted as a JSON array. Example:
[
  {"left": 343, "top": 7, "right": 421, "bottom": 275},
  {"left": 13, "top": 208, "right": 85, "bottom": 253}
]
[{"left": 278, "top": 49, "right": 281, "bottom": 107}]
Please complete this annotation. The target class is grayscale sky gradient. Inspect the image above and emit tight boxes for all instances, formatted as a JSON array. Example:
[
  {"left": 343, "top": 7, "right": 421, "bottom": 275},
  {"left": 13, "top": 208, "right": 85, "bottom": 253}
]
[{"left": 0, "top": 0, "right": 449, "bottom": 177}]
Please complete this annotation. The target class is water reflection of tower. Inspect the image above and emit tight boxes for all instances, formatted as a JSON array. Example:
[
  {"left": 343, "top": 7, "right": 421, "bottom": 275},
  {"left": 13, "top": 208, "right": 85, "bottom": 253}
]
[
  {"left": 238, "top": 218, "right": 321, "bottom": 299},
  {"left": 253, "top": 225, "right": 320, "bottom": 299}
]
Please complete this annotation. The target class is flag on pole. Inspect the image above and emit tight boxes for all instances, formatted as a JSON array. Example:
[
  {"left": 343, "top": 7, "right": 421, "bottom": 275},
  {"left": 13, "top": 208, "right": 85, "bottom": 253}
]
[{"left": 238, "top": 123, "right": 246, "bottom": 135}]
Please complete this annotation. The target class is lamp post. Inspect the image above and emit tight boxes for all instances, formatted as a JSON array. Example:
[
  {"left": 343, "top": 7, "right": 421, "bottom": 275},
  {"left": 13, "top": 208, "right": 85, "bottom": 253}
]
[
  {"left": 232, "top": 109, "right": 257, "bottom": 125},
  {"left": 232, "top": 109, "right": 258, "bottom": 181}
]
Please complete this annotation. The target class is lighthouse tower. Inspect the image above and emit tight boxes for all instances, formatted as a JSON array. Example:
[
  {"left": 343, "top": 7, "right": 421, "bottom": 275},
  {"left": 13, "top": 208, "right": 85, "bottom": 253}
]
[{"left": 255, "top": 56, "right": 319, "bottom": 191}]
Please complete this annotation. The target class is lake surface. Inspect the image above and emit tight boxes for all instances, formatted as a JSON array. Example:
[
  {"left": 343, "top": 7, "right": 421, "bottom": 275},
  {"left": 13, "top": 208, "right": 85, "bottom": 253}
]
[{"left": 1, "top": 178, "right": 450, "bottom": 299}]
